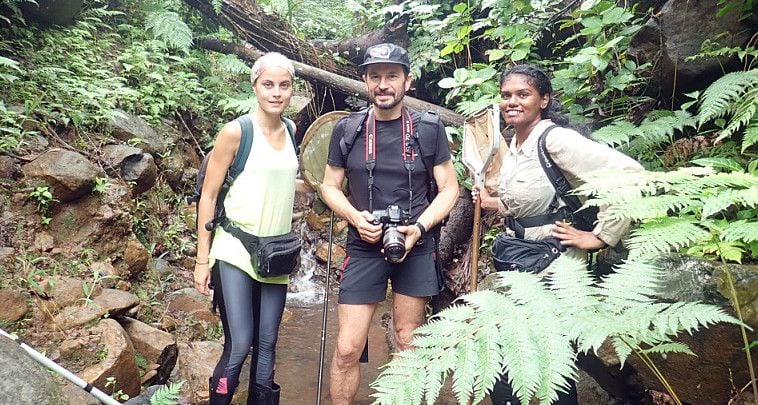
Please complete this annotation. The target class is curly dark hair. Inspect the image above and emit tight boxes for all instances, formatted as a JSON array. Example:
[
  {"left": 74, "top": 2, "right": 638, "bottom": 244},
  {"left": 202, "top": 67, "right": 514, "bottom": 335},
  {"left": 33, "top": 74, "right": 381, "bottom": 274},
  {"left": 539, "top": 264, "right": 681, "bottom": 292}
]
[{"left": 500, "top": 64, "right": 570, "bottom": 127}]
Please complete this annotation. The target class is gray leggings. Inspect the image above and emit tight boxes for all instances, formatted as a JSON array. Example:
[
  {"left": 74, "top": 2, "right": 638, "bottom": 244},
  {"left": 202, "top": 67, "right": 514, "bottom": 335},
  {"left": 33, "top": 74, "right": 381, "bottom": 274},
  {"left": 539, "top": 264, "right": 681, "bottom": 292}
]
[{"left": 210, "top": 261, "right": 287, "bottom": 395}]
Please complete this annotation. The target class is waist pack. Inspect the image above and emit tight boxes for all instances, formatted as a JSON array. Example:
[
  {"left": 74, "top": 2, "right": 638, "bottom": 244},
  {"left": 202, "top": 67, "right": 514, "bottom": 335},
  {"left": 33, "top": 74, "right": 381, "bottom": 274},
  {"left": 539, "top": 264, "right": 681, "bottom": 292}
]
[
  {"left": 491, "top": 234, "right": 564, "bottom": 273},
  {"left": 221, "top": 220, "right": 301, "bottom": 278}
]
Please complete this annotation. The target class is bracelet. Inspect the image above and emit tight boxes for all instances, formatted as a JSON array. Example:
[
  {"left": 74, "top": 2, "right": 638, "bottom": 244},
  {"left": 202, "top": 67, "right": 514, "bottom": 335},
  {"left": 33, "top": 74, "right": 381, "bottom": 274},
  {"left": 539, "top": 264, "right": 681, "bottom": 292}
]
[
  {"left": 414, "top": 222, "right": 427, "bottom": 238},
  {"left": 195, "top": 259, "right": 209, "bottom": 265}
]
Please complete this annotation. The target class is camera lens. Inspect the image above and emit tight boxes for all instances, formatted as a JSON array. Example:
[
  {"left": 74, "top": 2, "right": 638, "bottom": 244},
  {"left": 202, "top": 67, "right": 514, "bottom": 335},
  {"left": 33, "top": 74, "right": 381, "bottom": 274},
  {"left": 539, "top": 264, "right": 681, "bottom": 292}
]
[{"left": 383, "top": 226, "right": 406, "bottom": 263}]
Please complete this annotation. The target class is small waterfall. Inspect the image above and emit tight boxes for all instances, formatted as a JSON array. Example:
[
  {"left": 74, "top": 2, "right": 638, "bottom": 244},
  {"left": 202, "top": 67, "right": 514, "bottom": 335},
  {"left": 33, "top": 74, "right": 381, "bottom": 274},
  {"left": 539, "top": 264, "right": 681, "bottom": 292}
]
[{"left": 286, "top": 221, "right": 325, "bottom": 306}]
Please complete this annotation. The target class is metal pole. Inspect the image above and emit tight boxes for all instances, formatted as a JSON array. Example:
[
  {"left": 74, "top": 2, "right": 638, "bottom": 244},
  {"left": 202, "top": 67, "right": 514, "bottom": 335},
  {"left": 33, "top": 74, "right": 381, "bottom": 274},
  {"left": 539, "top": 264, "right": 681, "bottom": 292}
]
[
  {"left": 0, "top": 328, "right": 120, "bottom": 405},
  {"left": 316, "top": 210, "right": 335, "bottom": 405},
  {"left": 470, "top": 200, "right": 482, "bottom": 293}
]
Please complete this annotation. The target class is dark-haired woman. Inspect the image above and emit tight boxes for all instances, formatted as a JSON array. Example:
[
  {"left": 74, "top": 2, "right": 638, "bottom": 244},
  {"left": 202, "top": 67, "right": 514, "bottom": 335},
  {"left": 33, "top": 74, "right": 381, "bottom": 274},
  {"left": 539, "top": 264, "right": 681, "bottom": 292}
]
[{"left": 473, "top": 65, "right": 643, "bottom": 404}]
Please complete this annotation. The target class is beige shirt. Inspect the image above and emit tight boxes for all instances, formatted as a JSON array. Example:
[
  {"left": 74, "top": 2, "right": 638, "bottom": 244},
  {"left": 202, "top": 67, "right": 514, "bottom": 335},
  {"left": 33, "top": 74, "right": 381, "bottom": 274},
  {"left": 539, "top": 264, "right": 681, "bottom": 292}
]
[{"left": 498, "top": 119, "right": 643, "bottom": 249}]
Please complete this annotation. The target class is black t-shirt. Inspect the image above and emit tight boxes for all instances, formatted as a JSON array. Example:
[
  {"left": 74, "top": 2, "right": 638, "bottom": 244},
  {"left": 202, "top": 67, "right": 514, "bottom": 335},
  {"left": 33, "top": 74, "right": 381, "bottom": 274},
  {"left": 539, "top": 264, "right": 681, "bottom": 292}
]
[{"left": 327, "top": 108, "right": 451, "bottom": 257}]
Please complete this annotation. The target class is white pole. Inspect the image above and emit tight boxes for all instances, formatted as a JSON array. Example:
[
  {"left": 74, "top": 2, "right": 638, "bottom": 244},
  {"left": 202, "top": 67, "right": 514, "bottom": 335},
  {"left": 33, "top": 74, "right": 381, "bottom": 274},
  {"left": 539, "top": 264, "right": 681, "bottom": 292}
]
[{"left": 0, "top": 328, "right": 121, "bottom": 405}]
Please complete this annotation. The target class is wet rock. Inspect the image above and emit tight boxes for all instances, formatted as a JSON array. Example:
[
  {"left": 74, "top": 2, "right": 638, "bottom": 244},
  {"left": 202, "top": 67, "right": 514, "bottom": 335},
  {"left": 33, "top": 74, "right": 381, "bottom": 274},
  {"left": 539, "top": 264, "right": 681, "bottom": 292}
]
[
  {"left": 624, "top": 255, "right": 758, "bottom": 405},
  {"left": 52, "top": 288, "right": 139, "bottom": 330},
  {"left": 333, "top": 219, "right": 349, "bottom": 235},
  {"left": 0, "top": 155, "right": 21, "bottom": 180},
  {"left": 102, "top": 145, "right": 158, "bottom": 195},
  {"left": 36, "top": 275, "right": 98, "bottom": 315},
  {"left": 315, "top": 242, "right": 346, "bottom": 267},
  {"left": 166, "top": 288, "right": 219, "bottom": 338},
  {"left": 80, "top": 319, "right": 141, "bottom": 398},
  {"left": 150, "top": 257, "right": 175, "bottom": 278},
  {"left": 59, "top": 381, "right": 100, "bottom": 405},
  {"left": 22, "top": 149, "right": 102, "bottom": 202},
  {"left": 109, "top": 109, "right": 167, "bottom": 155},
  {"left": 89, "top": 261, "right": 121, "bottom": 288},
  {"left": 0, "top": 288, "right": 28, "bottom": 322},
  {"left": 119, "top": 317, "right": 177, "bottom": 385},
  {"left": 0, "top": 334, "right": 68, "bottom": 405},
  {"left": 306, "top": 212, "right": 328, "bottom": 231},
  {"left": 21, "top": 0, "right": 83, "bottom": 26},
  {"left": 160, "top": 139, "right": 201, "bottom": 192},
  {"left": 122, "top": 238, "right": 149, "bottom": 280},
  {"left": 32, "top": 231, "right": 55, "bottom": 252},
  {"left": 628, "top": 0, "right": 754, "bottom": 97},
  {"left": 175, "top": 341, "right": 250, "bottom": 405}
]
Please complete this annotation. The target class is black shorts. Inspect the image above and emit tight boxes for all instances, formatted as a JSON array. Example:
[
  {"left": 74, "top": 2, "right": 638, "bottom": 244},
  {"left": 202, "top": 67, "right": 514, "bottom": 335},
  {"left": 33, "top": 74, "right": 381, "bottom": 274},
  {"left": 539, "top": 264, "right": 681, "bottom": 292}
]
[{"left": 338, "top": 253, "right": 440, "bottom": 304}]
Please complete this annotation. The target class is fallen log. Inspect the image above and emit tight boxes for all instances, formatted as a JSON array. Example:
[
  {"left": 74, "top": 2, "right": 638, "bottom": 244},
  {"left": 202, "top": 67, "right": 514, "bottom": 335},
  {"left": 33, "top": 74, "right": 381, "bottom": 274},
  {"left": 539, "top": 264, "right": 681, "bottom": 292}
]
[{"left": 200, "top": 38, "right": 465, "bottom": 126}]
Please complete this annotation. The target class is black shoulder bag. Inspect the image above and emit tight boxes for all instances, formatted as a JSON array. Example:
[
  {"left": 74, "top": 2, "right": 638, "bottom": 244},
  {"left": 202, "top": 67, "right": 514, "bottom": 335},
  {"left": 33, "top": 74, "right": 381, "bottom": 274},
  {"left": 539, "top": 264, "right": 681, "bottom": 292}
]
[{"left": 221, "top": 219, "right": 301, "bottom": 278}]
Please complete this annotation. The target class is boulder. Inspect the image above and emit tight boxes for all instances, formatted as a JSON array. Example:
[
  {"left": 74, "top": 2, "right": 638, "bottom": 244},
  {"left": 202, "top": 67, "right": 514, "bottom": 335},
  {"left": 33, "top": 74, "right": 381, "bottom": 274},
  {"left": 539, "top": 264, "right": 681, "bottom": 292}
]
[
  {"left": 36, "top": 276, "right": 97, "bottom": 313},
  {"left": 0, "top": 288, "right": 28, "bottom": 322},
  {"left": 0, "top": 155, "right": 21, "bottom": 180},
  {"left": 89, "top": 261, "right": 121, "bottom": 289},
  {"left": 79, "top": 319, "right": 141, "bottom": 398},
  {"left": 315, "top": 242, "right": 346, "bottom": 267},
  {"left": 22, "top": 149, "right": 102, "bottom": 202},
  {"left": 625, "top": 255, "right": 758, "bottom": 405},
  {"left": 166, "top": 288, "right": 219, "bottom": 340},
  {"left": 121, "top": 237, "right": 149, "bottom": 280},
  {"left": 175, "top": 341, "right": 250, "bottom": 404},
  {"left": 101, "top": 145, "right": 158, "bottom": 195},
  {"left": 109, "top": 110, "right": 167, "bottom": 155},
  {"left": 0, "top": 335, "right": 68, "bottom": 405},
  {"left": 20, "top": 0, "right": 83, "bottom": 26},
  {"left": 628, "top": 0, "right": 754, "bottom": 97},
  {"left": 52, "top": 288, "right": 139, "bottom": 330},
  {"left": 119, "top": 317, "right": 177, "bottom": 385}
]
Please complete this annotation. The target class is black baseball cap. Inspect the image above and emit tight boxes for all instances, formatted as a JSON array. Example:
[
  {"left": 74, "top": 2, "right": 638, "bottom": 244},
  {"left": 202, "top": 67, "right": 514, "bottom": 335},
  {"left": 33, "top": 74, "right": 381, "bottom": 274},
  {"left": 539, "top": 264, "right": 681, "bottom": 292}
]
[{"left": 358, "top": 43, "right": 411, "bottom": 74}]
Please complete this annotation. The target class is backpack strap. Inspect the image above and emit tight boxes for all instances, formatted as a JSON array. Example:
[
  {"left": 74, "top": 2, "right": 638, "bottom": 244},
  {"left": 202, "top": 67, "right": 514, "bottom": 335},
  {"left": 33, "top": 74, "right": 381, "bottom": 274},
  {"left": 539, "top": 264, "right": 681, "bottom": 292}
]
[
  {"left": 282, "top": 117, "right": 297, "bottom": 153},
  {"left": 339, "top": 109, "right": 370, "bottom": 160},
  {"left": 414, "top": 111, "right": 440, "bottom": 202},
  {"left": 536, "top": 125, "right": 582, "bottom": 213},
  {"left": 507, "top": 125, "right": 580, "bottom": 238},
  {"left": 230, "top": 115, "right": 255, "bottom": 178}
]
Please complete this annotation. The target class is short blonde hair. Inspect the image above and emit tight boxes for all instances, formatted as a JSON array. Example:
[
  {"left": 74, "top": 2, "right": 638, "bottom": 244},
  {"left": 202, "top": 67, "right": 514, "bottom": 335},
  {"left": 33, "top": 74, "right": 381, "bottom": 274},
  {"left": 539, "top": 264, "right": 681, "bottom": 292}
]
[{"left": 250, "top": 52, "right": 295, "bottom": 84}]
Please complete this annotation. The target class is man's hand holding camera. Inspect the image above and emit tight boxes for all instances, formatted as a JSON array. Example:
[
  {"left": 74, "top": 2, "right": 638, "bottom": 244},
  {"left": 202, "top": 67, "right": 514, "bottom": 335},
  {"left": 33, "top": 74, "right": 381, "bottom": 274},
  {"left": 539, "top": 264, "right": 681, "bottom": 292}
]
[{"left": 350, "top": 210, "right": 382, "bottom": 244}]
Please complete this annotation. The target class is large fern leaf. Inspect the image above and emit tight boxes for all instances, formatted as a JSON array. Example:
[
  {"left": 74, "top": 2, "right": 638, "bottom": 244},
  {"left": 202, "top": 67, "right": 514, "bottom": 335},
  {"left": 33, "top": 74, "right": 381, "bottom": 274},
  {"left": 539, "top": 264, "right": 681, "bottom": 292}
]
[
  {"left": 627, "top": 217, "right": 711, "bottom": 259},
  {"left": 743, "top": 119, "right": 758, "bottom": 152},
  {"left": 721, "top": 220, "right": 758, "bottom": 243},
  {"left": 717, "top": 85, "right": 758, "bottom": 141},
  {"left": 698, "top": 69, "right": 758, "bottom": 125},
  {"left": 145, "top": 11, "right": 193, "bottom": 52},
  {"left": 591, "top": 110, "right": 695, "bottom": 150}
]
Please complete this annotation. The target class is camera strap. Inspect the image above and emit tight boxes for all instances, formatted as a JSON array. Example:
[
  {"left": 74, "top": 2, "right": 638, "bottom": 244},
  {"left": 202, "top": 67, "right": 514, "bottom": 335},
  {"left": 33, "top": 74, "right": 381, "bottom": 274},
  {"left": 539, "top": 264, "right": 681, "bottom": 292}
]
[{"left": 365, "top": 107, "right": 415, "bottom": 214}]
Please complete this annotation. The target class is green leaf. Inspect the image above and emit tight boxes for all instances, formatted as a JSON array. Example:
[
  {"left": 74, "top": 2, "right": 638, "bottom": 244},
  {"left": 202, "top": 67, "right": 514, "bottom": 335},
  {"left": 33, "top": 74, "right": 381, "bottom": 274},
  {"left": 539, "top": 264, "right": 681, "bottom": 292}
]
[
  {"left": 437, "top": 77, "right": 459, "bottom": 89},
  {"left": 487, "top": 49, "right": 507, "bottom": 62},
  {"left": 691, "top": 157, "right": 744, "bottom": 172},
  {"left": 511, "top": 49, "right": 528, "bottom": 61}
]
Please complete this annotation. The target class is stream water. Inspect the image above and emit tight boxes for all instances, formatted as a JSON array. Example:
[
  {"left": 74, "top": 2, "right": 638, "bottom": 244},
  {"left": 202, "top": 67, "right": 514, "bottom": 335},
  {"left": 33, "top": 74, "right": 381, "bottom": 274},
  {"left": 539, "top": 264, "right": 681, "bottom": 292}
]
[{"left": 272, "top": 224, "right": 458, "bottom": 404}]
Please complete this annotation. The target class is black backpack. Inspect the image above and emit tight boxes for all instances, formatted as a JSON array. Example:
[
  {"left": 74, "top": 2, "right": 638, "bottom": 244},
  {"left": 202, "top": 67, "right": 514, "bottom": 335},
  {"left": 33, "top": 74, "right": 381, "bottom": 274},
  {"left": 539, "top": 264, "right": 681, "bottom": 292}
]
[
  {"left": 507, "top": 125, "right": 599, "bottom": 238},
  {"left": 338, "top": 108, "right": 442, "bottom": 202},
  {"left": 189, "top": 115, "right": 296, "bottom": 232}
]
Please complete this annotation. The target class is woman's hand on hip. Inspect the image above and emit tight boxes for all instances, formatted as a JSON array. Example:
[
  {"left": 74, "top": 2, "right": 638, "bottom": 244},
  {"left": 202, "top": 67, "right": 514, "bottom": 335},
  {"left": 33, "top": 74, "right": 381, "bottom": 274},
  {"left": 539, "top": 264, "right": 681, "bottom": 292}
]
[{"left": 551, "top": 221, "right": 606, "bottom": 251}]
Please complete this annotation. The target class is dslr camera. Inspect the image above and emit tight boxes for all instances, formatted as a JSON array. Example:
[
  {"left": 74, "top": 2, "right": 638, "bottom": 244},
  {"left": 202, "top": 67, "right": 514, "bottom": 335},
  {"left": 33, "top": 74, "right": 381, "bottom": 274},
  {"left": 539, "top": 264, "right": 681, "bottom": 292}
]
[{"left": 371, "top": 205, "right": 411, "bottom": 263}]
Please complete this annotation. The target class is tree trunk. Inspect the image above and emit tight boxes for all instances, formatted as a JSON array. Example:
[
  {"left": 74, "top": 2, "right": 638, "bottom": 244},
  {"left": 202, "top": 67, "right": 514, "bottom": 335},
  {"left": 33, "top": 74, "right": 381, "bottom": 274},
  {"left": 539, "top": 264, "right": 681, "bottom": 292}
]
[
  {"left": 185, "top": 0, "right": 359, "bottom": 80},
  {"left": 311, "top": 17, "right": 410, "bottom": 66},
  {"left": 200, "top": 38, "right": 465, "bottom": 126}
]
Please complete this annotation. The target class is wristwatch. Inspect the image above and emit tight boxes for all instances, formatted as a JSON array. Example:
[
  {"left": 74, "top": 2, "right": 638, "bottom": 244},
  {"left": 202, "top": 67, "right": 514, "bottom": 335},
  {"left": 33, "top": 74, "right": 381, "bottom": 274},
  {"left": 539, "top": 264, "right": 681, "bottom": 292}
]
[{"left": 414, "top": 222, "right": 427, "bottom": 238}]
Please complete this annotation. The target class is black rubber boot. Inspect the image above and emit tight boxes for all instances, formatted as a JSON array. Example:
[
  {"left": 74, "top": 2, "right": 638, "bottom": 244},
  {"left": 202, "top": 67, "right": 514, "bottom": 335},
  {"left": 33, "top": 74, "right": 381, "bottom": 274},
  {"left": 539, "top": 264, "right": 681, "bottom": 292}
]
[
  {"left": 209, "top": 376, "right": 235, "bottom": 405},
  {"left": 490, "top": 375, "right": 520, "bottom": 405},
  {"left": 248, "top": 382, "right": 280, "bottom": 405}
]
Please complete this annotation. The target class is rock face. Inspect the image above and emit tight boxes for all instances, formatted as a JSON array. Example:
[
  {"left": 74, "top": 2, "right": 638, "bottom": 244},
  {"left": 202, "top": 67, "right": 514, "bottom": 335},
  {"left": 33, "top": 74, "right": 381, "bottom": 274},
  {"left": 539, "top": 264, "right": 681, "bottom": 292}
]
[
  {"left": 22, "top": 149, "right": 102, "bottom": 202},
  {"left": 0, "top": 335, "right": 68, "bottom": 405},
  {"left": 79, "top": 319, "right": 141, "bottom": 398},
  {"left": 0, "top": 288, "right": 28, "bottom": 322},
  {"left": 120, "top": 317, "right": 177, "bottom": 385},
  {"left": 52, "top": 288, "right": 139, "bottom": 330},
  {"left": 628, "top": 255, "right": 758, "bottom": 405},
  {"left": 628, "top": 0, "right": 754, "bottom": 97},
  {"left": 102, "top": 144, "right": 158, "bottom": 195},
  {"left": 109, "top": 110, "right": 167, "bottom": 155},
  {"left": 20, "top": 0, "right": 83, "bottom": 26}
]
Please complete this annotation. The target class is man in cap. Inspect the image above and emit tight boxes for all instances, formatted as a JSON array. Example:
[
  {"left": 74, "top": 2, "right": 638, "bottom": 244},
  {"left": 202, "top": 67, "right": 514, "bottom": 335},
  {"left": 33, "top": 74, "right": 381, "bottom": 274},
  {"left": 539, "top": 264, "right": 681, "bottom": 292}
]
[{"left": 320, "top": 43, "right": 459, "bottom": 403}]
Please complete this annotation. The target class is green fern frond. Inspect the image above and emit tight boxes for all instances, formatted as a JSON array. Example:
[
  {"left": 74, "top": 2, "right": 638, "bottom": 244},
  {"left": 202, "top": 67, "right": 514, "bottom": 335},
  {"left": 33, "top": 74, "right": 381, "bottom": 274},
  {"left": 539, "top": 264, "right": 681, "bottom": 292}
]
[
  {"left": 602, "top": 194, "right": 696, "bottom": 221},
  {"left": 718, "top": 85, "right": 758, "bottom": 141},
  {"left": 698, "top": 69, "right": 758, "bottom": 125},
  {"left": 721, "top": 220, "right": 758, "bottom": 242},
  {"left": 216, "top": 54, "right": 250, "bottom": 75},
  {"left": 640, "top": 342, "right": 695, "bottom": 357},
  {"left": 743, "top": 119, "right": 758, "bottom": 152},
  {"left": 627, "top": 217, "right": 711, "bottom": 259},
  {"left": 599, "top": 260, "right": 664, "bottom": 304},
  {"left": 150, "top": 381, "right": 185, "bottom": 405},
  {"left": 591, "top": 110, "right": 695, "bottom": 149},
  {"left": 145, "top": 11, "right": 193, "bottom": 52}
]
